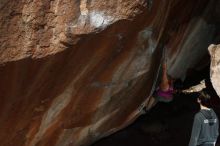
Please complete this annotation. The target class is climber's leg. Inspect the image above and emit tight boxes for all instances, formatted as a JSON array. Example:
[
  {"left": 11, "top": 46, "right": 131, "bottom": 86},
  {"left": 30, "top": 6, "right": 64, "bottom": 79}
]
[{"left": 159, "top": 63, "right": 170, "bottom": 91}]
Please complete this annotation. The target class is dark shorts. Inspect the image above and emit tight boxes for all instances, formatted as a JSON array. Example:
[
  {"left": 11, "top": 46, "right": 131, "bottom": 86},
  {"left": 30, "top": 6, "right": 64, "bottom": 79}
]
[
  {"left": 154, "top": 94, "right": 173, "bottom": 102},
  {"left": 153, "top": 89, "right": 173, "bottom": 103}
]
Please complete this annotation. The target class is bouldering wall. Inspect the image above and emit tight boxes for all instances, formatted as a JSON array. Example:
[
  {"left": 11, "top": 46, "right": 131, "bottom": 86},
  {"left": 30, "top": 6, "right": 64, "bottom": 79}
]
[
  {"left": 0, "top": 0, "right": 219, "bottom": 146},
  {"left": 209, "top": 44, "right": 220, "bottom": 97}
]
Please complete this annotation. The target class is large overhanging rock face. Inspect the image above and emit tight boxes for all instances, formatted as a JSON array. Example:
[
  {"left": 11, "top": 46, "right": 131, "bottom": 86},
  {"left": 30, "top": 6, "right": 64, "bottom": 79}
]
[
  {"left": 209, "top": 44, "right": 220, "bottom": 97},
  {"left": 0, "top": 0, "right": 219, "bottom": 146}
]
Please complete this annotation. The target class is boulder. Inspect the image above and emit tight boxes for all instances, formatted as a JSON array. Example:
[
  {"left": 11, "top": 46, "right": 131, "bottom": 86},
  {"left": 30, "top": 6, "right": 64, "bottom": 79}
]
[
  {"left": 209, "top": 44, "right": 220, "bottom": 97},
  {"left": 0, "top": 0, "right": 219, "bottom": 146}
]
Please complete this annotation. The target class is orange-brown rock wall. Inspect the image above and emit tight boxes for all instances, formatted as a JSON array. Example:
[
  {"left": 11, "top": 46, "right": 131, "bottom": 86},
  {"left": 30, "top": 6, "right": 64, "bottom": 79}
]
[{"left": 0, "top": 0, "right": 219, "bottom": 146}]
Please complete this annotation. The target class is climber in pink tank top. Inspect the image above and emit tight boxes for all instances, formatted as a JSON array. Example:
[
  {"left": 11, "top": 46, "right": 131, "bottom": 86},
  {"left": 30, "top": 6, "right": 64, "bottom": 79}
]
[
  {"left": 153, "top": 62, "right": 174, "bottom": 102},
  {"left": 141, "top": 61, "right": 175, "bottom": 113}
]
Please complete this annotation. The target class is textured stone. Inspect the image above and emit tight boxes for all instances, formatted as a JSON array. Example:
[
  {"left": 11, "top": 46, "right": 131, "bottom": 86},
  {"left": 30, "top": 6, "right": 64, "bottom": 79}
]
[
  {"left": 0, "top": 0, "right": 219, "bottom": 146},
  {"left": 209, "top": 44, "right": 220, "bottom": 97}
]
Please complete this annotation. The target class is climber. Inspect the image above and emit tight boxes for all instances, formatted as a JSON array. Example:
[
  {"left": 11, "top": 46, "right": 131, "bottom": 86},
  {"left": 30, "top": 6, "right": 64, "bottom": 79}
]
[
  {"left": 189, "top": 89, "right": 219, "bottom": 146},
  {"left": 142, "top": 60, "right": 175, "bottom": 112},
  {"left": 154, "top": 62, "right": 174, "bottom": 102}
]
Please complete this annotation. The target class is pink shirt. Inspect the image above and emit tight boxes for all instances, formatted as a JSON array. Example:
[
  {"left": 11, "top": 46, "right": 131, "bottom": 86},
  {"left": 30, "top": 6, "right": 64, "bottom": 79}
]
[{"left": 156, "top": 86, "right": 174, "bottom": 100}]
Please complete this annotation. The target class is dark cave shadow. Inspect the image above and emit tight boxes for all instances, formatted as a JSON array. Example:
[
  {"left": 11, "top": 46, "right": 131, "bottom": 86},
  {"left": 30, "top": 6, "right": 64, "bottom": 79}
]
[
  {"left": 91, "top": 92, "right": 200, "bottom": 146},
  {"left": 91, "top": 64, "right": 220, "bottom": 146},
  {"left": 91, "top": 93, "right": 220, "bottom": 146}
]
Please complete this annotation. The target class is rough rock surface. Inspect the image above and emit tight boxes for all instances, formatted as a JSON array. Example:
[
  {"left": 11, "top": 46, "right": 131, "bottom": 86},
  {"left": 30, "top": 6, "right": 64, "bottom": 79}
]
[
  {"left": 209, "top": 44, "right": 220, "bottom": 97},
  {"left": 0, "top": 0, "right": 219, "bottom": 146}
]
